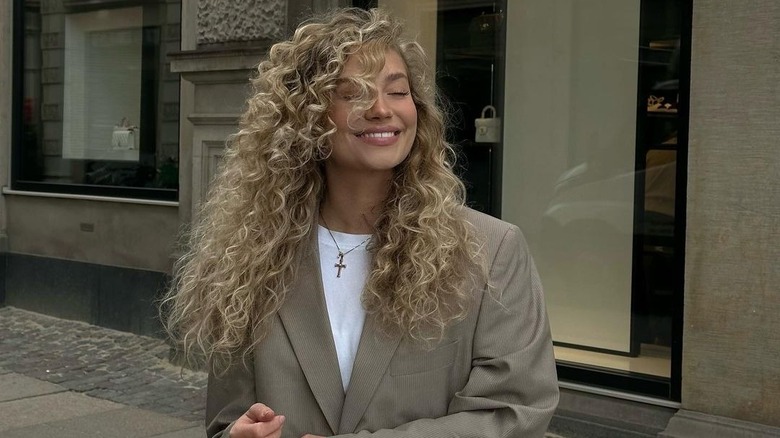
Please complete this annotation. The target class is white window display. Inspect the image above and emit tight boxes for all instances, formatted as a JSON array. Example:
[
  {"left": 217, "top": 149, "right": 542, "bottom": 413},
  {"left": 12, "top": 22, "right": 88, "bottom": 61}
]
[
  {"left": 63, "top": 7, "right": 143, "bottom": 161},
  {"left": 502, "top": 0, "right": 641, "bottom": 354}
]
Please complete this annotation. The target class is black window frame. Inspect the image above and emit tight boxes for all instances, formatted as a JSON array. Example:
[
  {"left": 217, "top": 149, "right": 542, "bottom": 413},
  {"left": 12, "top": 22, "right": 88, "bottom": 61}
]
[{"left": 11, "top": 0, "right": 180, "bottom": 202}]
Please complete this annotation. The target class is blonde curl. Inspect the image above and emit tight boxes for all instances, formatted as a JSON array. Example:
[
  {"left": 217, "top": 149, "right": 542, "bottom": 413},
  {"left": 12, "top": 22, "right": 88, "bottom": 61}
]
[{"left": 161, "top": 8, "right": 486, "bottom": 373}]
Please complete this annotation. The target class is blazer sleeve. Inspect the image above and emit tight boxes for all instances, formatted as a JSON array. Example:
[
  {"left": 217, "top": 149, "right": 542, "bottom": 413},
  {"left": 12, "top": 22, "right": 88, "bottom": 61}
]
[
  {"left": 205, "top": 355, "right": 256, "bottom": 438},
  {"left": 334, "top": 225, "right": 560, "bottom": 438}
]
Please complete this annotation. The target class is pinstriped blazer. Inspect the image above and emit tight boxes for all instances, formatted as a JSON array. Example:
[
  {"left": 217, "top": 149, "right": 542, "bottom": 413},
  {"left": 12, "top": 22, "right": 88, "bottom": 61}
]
[{"left": 206, "top": 208, "right": 559, "bottom": 438}]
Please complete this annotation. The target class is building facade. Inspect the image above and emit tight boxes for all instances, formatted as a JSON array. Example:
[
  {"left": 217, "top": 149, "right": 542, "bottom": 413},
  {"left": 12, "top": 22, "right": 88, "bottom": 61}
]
[{"left": 1, "top": 0, "right": 778, "bottom": 436}]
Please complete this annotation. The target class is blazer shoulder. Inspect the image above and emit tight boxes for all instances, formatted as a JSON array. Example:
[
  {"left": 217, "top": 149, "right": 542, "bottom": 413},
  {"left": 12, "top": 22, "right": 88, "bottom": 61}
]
[
  {"left": 461, "top": 206, "right": 520, "bottom": 238},
  {"left": 459, "top": 207, "right": 529, "bottom": 263}
]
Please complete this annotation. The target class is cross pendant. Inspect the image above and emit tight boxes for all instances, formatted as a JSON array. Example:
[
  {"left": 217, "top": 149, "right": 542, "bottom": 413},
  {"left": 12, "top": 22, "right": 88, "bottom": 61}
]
[{"left": 335, "top": 252, "right": 346, "bottom": 278}]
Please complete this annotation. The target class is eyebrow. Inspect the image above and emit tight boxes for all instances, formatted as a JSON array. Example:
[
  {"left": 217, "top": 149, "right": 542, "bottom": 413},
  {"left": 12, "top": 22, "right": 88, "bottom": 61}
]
[
  {"left": 383, "top": 72, "right": 409, "bottom": 84},
  {"left": 334, "top": 72, "right": 409, "bottom": 85}
]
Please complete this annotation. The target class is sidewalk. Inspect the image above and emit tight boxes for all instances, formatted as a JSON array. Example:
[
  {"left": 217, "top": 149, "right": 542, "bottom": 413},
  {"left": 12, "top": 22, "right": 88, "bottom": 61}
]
[
  {"left": 0, "top": 306, "right": 570, "bottom": 438},
  {"left": 0, "top": 306, "right": 206, "bottom": 437}
]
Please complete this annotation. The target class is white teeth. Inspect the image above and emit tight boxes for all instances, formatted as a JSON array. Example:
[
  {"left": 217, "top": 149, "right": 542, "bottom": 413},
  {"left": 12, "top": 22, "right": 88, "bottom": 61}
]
[{"left": 360, "top": 131, "right": 396, "bottom": 138}]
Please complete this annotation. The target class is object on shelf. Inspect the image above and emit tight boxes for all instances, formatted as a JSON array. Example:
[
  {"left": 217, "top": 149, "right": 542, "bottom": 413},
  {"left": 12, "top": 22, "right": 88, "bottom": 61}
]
[
  {"left": 647, "top": 94, "right": 678, "bottom": 114},
  {"left": 469, "top": 11, "right": 503, "bottom": 48},
  {"left": 111, "top": 117, "right": 138, "bottom": 150},
  {"left": 475, "top": 105, "right": 501, "bottom": 143},
  {"left": 649, "top": 39, "right": 677, "bottom": 50}
]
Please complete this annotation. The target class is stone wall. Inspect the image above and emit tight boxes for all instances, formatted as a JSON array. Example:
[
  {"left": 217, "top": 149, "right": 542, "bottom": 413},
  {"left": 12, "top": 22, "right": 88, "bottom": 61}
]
[
  {"left": 683, "top": 0, "right": 780, "bottom": 427},
  {"left": 197, "top": 0, "right": 286, "bottom": 45}
]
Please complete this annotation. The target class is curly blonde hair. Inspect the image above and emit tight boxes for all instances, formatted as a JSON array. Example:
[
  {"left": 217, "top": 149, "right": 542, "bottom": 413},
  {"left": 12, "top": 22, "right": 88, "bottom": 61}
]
[{"left": 162, "top": 8, "right": 486, "bottom": 372}]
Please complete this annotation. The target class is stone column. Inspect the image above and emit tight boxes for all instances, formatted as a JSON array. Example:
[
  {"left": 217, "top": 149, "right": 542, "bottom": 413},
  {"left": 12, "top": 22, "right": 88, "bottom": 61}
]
[
  {"left": 173, "top": 0, "right": 287, "bottom": 222},
  {"left": 172, "top": 0, "right": 345, "bottom": 222},
  {"left": 0, "top": 0, "right": 12, "bottom": 303},
  {"left": 662, "top": 1, "right": 780, "bottom": 436}
]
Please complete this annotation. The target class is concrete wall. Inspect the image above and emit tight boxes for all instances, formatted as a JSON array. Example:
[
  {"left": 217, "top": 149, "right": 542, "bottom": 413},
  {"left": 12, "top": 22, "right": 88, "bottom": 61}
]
[
  {"left": 5, "top": 196, "right": 179, "bottom": 273},
  {"left": 177, "top": 0, "right": 197, "bottom": 225},
  {"left": 683, "top": 0, "right": 780, "bottom": 427}
]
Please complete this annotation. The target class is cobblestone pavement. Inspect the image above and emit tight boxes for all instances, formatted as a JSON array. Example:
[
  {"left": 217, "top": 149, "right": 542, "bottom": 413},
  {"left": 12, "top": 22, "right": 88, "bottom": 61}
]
[{"left": 0, "top": 306, "right": 207, "bottom": 422}]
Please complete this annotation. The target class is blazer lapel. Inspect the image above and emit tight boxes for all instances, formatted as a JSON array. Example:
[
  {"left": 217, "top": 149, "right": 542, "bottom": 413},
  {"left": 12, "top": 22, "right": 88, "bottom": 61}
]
[
  {"left": 278, "top": 231, "right": 344, "bottom": 434},
  {"left": 338, "top": 315, "right": 402, "bottom": 434}
]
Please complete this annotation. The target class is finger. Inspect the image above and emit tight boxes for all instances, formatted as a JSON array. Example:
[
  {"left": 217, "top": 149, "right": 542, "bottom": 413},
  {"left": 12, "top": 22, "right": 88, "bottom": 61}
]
[
  {"left": 248, "top": 414, "right": 284, "bottom": 436},
  {"left": 230, "top": 422, "right": 267, "bottom": 438},
  {"left": 230, "top": 423, "right": 262, "bottom": 438},
  {"left": 245, "top": 403, "right": 276, "bottom": 423},
  {"left": 267, "top": 424, "right": 285, "bottom": 438}
]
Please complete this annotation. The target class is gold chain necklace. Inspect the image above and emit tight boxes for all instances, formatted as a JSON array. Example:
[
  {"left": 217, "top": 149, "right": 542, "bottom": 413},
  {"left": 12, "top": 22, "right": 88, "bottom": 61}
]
[{"left": 320, "top": 213, "right": 372, "bottom": 278}]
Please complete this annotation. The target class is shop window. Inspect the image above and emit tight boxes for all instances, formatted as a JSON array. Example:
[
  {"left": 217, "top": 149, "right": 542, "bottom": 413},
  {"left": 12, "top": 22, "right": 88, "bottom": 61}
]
[
  {"left": 502, "top": 0, "right": 689, "bottom": 400},
  {"left": 12, "top": 0, "right": 181, "bottom": 201},
  {"left": 379, "top": 0, "right": 690, "bottom": 401}
]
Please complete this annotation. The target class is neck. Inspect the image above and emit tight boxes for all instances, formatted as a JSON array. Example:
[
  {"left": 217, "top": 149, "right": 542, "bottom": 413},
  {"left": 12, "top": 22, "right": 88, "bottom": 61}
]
[{"left": 321, "top": 169, "right": 392, "bottom": 234}]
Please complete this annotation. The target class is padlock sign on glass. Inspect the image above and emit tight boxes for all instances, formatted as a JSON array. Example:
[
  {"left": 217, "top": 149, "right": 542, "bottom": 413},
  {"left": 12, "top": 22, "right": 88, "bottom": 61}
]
[{"left": 474, "top": 105, "right": 501, "bottom": 143}]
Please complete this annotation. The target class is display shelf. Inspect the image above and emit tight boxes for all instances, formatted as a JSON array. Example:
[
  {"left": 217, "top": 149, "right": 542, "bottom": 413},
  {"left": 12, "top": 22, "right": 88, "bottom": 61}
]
[
  {"left": 647, "top": 108, "right": 678, "bottom": 115},
  {"left": 443, "top": 48, "right": 499, "bottom": 62}
]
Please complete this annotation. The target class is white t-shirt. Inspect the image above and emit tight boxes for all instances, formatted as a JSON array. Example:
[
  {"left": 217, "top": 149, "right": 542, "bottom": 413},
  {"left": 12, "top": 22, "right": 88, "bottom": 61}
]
[{"left": 317, "top": 225, "right": 370, "bottom": 391}]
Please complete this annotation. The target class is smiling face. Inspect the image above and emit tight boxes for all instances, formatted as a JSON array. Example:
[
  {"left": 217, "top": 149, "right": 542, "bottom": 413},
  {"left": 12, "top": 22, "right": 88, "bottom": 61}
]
[{"left": 326, "top": 49, "right": 418, "bottom": 179}]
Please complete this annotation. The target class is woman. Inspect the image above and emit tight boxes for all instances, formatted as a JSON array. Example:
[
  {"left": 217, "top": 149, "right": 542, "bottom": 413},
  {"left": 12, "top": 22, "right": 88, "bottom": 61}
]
[{"left": 163, "top": 8, "right": 558, "bottom": 438}]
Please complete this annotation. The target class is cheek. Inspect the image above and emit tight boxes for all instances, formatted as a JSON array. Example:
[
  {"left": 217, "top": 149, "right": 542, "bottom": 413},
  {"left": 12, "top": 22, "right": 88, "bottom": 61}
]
[
  {"left": 408, "top": 106, "right": 419, "bottom": 131},
  {"left": 331, "top": 112, "right": 347, "bottom": 130},
  {"left": 329, "top": 105, "right": 352, "bottom": 131}
]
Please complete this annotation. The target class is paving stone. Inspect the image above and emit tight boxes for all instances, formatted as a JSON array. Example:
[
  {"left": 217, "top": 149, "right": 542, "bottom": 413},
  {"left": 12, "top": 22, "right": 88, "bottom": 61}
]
[
  {"left": 0, "top": 392, "right": 124, "bottom": 431},
  {"left": 0, "top": 373, "right": 66, "bottom": 402},
  {"left": 0, "top": 406, "right": 200, "bottom": 438},
  {"left": 150, "top": 425, "right": 206, "bottom": 438}
]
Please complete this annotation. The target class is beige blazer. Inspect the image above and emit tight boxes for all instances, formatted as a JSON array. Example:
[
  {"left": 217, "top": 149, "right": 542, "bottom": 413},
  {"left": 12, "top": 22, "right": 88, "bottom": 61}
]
[{"left": 206, "top": 208, "right": 559, "bottom": 437}]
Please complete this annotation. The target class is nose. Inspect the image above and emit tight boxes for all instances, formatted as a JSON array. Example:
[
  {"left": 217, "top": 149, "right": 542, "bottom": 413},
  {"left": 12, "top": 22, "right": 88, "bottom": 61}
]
[{"left": 364, "top": 95, "right": 392, "bottom": 120}]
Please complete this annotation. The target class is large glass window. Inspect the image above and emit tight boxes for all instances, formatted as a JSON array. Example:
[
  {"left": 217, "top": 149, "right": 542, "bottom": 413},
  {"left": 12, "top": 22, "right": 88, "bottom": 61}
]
[
  {"left": 13, "top": 0, "right": 181, "bottom": 200},
  {"left": 379, "top": 0, "right": 689, "bottom": 401},
  {"left": 502, "top": 0, "right": 688, "bottom": 400}
]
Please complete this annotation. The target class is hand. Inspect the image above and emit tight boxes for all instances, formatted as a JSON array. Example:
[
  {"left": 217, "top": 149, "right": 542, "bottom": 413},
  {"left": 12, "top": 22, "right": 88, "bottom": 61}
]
[{"left": 230, "top": 403, "right": 286, "bottom": 438}]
